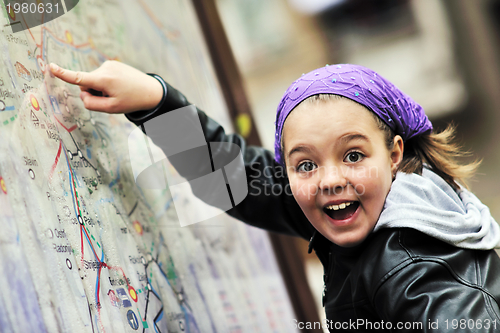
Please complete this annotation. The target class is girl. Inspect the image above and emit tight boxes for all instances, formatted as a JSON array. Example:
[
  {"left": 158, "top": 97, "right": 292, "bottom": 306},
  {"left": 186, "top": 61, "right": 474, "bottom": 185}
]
[{"left": 50, "top": 61, "right": 500, "bottom": 332}]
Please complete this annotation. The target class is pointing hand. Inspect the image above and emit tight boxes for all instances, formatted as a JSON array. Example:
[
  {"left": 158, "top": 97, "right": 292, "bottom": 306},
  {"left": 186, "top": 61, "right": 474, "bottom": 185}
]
[{"left": 49, "top": 60, "right": 163, "bottom": 114}]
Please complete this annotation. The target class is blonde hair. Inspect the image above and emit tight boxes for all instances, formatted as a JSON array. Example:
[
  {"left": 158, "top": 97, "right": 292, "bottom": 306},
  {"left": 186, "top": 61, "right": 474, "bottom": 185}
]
[{"left": 295, "top": 94, "right": 480, "bottom": 189}]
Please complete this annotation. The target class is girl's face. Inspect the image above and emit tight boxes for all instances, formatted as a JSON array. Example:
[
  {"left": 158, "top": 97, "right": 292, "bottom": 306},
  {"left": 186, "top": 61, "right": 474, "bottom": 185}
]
[{"left": 282, "top": 98, "right": 403, "bottom": 247}]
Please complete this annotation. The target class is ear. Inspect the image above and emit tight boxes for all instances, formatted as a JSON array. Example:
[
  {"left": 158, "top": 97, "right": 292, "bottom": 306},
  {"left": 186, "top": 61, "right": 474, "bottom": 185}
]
[{"left": 390, "top": 135, "right": 404, "bottom": 175}]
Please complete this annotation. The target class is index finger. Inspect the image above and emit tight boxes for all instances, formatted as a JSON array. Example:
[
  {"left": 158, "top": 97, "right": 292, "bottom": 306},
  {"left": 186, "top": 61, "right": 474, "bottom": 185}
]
[{"left": 50, "top": 63, "right": 95, "bottom": 88}]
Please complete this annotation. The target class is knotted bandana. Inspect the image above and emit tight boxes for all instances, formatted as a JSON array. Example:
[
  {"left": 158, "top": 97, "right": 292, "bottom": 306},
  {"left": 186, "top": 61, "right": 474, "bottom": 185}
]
[{"left": 274, "top": 64, "right": 432, "bottom": 165}]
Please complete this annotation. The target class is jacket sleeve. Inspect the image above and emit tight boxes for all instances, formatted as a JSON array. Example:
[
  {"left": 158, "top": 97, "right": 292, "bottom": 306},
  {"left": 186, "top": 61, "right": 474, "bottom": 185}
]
[
  {"left": 374, "top": 260, "right": 500, "bottom": 332},
  {"left": 125, "top": 77, "right": 314, "bottom": 239}
]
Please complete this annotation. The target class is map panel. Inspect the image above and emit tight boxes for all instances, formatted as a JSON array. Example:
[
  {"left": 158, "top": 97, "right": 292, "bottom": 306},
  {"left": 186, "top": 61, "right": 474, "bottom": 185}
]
[{"left": 0, "top": 1, "right": 298, "bottom": 332}]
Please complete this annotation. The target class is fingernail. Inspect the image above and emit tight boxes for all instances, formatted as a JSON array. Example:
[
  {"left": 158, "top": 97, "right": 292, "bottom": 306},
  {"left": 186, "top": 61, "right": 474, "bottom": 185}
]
[{"left": 50, "top": 63, "right": 59, "bottom": 72}]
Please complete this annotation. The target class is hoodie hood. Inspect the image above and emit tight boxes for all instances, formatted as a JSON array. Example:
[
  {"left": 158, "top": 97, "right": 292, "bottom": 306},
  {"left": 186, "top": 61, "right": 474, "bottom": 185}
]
[{"left": 374, "top": 168, "right": 500, "bottom": 250}]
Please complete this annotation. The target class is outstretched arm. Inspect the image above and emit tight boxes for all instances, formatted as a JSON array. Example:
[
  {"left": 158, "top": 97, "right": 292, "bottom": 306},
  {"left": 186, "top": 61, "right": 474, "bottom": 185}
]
[{"left": 51, "top": 61, "right": 314, "bottom": 239}]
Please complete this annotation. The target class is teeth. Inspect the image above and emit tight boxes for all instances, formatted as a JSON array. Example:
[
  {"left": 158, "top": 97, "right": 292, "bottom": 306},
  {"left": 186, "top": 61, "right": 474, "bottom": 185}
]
[{"left": 325, "top": 202, "right": 353, "bottom": 210}]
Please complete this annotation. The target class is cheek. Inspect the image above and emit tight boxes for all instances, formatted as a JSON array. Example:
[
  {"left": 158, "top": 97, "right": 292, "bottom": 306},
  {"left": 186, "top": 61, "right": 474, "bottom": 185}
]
[
  {"left": 289, "top": 176, "right": 318, "bottom": 206},
  {"left": 353, "top": 168, "right": 392, "bottom": 209},
  {"left": 348, "top": 168, "right": 379, "bottom": 196}
]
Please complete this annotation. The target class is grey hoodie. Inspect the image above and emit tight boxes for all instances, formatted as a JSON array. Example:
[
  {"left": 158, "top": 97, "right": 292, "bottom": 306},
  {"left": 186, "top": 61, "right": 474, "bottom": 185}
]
[{"left": 374, "top": 167, "right": 500, "bottom": 250}]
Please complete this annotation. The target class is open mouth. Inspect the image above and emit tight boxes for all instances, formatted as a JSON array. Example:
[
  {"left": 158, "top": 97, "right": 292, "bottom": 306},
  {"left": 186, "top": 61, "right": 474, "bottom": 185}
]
[{"left": 323, "top": 201, "right": 360, "bottom": 221}]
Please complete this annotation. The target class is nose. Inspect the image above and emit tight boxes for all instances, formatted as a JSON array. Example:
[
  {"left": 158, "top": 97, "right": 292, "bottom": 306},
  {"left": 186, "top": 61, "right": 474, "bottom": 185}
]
[{"left": 319, "top": 165, "right": 348, "bottom": 194}]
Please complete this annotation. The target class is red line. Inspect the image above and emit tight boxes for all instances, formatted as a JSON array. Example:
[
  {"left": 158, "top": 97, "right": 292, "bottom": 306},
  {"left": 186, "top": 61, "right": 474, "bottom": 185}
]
[
  {"left": 68, "top": 163, "right": 81, "bottom": 216},
  {"left": 74, "top": 182, "right": 81, "bottom": 214},
  {"left": 49, "top": 141, "right": 62, "bottom": 180},
  {"left": 82, "top": 225, "right": 100, "bottom": 262},
  {"left": 21, "top": 15, "right": 42, "bottom": 49},
  {"left": 136, "top": 0, "right": 179, "bottom": 41},
  {"left": 54, "top": 116, "right": 78, "bottom": 133},
  {"left": 106, "top": 265, "right": 131, "bottom": 288},
  {"left": 66, "top": 156, "right": 82, "bottom": 228},
  {"left": 97, "top": 265, "right": 102, "bottom": 310},
  {"left": 43, "top": 27, "right": 92, "bottom": 49},
  {"left": 80, "top": 224, "right": 84, "bottom": 262}
]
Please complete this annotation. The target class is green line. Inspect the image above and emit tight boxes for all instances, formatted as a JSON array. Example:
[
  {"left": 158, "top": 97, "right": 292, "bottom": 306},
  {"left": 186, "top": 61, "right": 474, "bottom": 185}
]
[
  {"left": 91, "top": 234, "right": 95, "bottom": 241},
  {"left": 137, "top": 308, "right": 143, "bottom": 322}
]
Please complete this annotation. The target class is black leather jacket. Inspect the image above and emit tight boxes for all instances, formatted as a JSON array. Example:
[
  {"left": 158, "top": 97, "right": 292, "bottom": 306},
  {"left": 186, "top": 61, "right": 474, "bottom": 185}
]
[{"left": 126, "top": 80, "right": 500, "bottom": 332}]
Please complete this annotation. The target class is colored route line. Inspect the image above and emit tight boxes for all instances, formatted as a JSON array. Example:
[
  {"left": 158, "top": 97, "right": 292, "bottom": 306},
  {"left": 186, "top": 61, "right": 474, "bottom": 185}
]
[
  {"left": 137, "top": 235, "right": 202, "bottom": 333},
  {"left": 62, "top": 141, "right": 139, "bottom": 331},
  {"left": 51, "top": 83, "right": 129, "bottom": 331},
  {"left": 63, "top": 141, "right": 82, "bottom": 218},
  {"left": 189, "top": 264, "right": 213, "bottom": 332},
  {"left": 41, "top": 26, "right": 116, "bottom": 63},
  {"left": 23, "top": 18, "right": 111, "bottom": 64},
  {"left": 65, "top": 131, "right": 100, "bottom": 173},
  {"left": 136, "top": 0, "right": 180, "bottom": 44},
  {"left": 13, "top": 5, "right": 119, "bottom": 88},
  {"left": 62, "top": 136, "right": 149, "bottom": 332},
  {"left": 54, "top": 115, "right": 78, "bottom": 133},
  {"left": 49, "top": 141, "right": 62, "bottom": 181},
  {"left": 1, "top": 114, "right": 18, "bottom": 126},
  {"left": 20, "top": 10, "right": 42, "bottom": 49},
  {"left": 142, "top": 254, "right": 172, "bottom": 333},
  {"left": 128, "top": 201, "right": 139, "bottom": 217},
  {"left": 0, "top": 105, "right": 16, "bottom": 112}
]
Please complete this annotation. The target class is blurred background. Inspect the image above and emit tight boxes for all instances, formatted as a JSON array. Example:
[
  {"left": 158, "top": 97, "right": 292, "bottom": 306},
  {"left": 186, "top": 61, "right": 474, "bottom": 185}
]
[{"left": 214, "top": 0, "right": 500, "bottom": 328}]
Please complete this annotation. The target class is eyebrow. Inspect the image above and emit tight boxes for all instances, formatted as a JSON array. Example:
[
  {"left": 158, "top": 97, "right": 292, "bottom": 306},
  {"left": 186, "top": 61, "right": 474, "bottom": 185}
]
[
  {"left": 286, "top": 133, "right": 370, "bottom": 159},
  {"left": 338, "top": 133, "right": 370, "bottom": 145},
  {"left": 287, "top": 146, "right": 314, "bottom": 159}
]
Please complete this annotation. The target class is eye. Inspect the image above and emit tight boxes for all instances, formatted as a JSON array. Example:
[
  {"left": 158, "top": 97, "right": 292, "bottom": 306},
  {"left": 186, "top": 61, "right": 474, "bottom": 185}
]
[
  {"left": 297, "top": 161, "right": 317, "bottom": 173},
  {"left": 344, "top": 151, "right": 364, "bottom": 163}
]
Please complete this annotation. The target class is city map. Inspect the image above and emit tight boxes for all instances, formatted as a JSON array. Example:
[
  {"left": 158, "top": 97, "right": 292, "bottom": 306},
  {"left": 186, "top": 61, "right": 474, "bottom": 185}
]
[{"left": 0, "top": 0, "right": 297, "bottom": 332}]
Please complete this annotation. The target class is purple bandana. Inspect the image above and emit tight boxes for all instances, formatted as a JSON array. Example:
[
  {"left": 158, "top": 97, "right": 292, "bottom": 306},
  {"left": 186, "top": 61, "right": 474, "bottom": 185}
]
[{"left": 274, "top": 64, "right": 432, "bottom": 166}]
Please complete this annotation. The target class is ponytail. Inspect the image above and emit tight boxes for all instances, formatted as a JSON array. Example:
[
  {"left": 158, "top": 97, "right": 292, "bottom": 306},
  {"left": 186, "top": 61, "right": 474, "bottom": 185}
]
[{"left": 398, "top": 125, "right": 480, "bottom": 190}]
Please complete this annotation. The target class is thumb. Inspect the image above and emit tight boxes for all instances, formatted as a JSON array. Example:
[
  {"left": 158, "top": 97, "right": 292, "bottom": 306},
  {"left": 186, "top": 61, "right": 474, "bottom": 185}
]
[{"left": 80, "top": 91, "right": 118, "bottom": 113}]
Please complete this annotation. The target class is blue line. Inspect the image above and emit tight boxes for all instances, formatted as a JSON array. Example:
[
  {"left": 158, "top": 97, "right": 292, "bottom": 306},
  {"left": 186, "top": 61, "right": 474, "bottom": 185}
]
[
  {"left": 189, "top": 264, "right": 215, "bottom": 333},
  {"left": 156, "top": 262, "right": 172, "bottom": 288},
  {"left": 63, "top": 142, "right": 79, "bottom": 217},
  {"left": 94, "top": 248, "right": 105, "bottom": 306},
  {"left": 149, "top": 285, "right": 161, "bottom": 301},
  {"left": 154, "top": 311, "right": 164, "bottom": 333},
  {"left": 65, "top": 141, "right": 103, "bottom": 321},
  {"left": 3, "top": 106, "right": 15, "bottom": 111},
  {"left": 164, "top": 197, "right": 174, "bottom": 211},
  {"left": 140, "top": 9, "right": 174, "bottom": 46},
  {"left": 82, "top": 229, "right": 99, "bottom": 262},
  {"left": 42, "top": 31, "right": 93, "bottom": 61}
]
